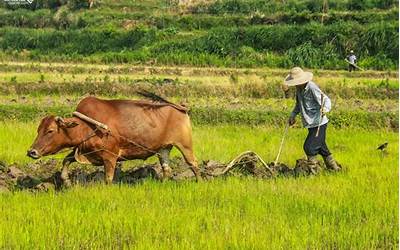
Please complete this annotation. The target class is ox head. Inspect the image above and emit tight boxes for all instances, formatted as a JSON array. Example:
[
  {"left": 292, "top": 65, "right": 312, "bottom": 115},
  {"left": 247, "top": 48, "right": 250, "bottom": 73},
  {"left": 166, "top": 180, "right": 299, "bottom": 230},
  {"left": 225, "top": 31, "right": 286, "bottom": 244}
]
[{"left": 27, "top": 116, "right": 78, "bottom": 159}]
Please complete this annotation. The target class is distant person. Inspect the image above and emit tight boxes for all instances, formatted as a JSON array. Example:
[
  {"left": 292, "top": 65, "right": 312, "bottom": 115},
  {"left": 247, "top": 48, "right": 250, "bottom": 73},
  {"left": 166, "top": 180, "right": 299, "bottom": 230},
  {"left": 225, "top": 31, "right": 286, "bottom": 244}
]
[
  {"left": 347, "top": 50, "right": 357, "bottom": 72},
  {"left": 283, "top": 67, "right": 341, "bottom": 171}
]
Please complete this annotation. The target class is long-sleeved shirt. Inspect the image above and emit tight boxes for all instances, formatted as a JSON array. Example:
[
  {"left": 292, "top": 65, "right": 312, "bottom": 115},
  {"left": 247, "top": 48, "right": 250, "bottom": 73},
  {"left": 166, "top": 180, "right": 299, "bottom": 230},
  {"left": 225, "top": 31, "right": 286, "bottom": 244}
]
[
  {"left": 348, "top": 54, "right": 357, "bottom": 64},
  {"left": 290, "top": 81, "right": 331, "bottom": 128}
]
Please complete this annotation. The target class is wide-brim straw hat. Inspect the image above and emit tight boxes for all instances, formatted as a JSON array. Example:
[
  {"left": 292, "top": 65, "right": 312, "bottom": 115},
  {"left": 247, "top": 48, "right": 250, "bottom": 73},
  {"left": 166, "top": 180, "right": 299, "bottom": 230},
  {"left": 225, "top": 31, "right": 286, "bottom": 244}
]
[{"left": 283, "top": 67, "right": 313, "bottom": 86}]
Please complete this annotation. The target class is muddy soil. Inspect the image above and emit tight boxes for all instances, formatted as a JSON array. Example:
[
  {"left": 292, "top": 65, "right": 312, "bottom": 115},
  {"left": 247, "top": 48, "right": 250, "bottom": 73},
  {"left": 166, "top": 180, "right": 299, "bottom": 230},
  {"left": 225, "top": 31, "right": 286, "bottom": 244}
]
[{"left": 0, "top": 156, "right": 328, "bottom": 193}]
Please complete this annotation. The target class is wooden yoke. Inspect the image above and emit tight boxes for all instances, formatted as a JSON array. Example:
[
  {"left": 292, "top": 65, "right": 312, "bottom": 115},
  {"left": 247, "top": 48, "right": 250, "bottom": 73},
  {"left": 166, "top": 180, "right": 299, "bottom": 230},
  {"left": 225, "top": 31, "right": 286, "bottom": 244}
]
[{"left": 72, "top": 111, "right": 109, "bottom": 130}]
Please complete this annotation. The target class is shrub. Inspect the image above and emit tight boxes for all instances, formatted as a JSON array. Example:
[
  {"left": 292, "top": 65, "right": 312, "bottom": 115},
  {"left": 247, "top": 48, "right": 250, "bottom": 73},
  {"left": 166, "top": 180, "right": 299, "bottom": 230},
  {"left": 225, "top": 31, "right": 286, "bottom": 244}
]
[
  {"left": 358, "top": 54, "right": 397, "bottom": 71},
  {"left": 360, "top": 22, "right": 398, "bottom": 61},
  {"left": 286, "top": 42, "right": 321, "bottom": 68}
]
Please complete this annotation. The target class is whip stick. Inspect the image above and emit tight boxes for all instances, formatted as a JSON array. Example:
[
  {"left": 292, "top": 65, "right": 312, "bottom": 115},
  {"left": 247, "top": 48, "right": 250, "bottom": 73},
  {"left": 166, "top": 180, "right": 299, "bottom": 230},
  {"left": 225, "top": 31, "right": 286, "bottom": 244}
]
[{"left": 274, "top": 123, "right": 289, "bottom": 165}]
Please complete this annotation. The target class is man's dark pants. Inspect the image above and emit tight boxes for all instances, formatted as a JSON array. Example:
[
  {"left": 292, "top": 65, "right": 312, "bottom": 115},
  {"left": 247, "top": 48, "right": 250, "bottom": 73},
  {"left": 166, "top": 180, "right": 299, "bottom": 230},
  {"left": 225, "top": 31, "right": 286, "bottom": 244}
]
[{"left": 303, "top": 123, "right": 331, "bottom": 157}]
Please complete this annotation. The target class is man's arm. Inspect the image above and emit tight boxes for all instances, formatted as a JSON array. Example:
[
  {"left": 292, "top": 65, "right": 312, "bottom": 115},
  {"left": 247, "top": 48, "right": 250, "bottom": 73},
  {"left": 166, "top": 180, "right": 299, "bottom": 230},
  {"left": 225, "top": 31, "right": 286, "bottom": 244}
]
[
  {"left": 290, "top": 94, "right": 300, "bottom": 118},
  {"left": 288, "top": 94, "right": 300, "bottom": 125}
]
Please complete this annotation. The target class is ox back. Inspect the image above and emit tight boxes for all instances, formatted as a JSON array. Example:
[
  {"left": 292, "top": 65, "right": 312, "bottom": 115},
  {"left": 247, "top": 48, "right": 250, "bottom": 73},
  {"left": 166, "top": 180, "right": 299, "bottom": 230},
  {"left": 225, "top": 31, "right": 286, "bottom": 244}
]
[{"left": 75, "top": 96, "right": 193, "bottom": 160}]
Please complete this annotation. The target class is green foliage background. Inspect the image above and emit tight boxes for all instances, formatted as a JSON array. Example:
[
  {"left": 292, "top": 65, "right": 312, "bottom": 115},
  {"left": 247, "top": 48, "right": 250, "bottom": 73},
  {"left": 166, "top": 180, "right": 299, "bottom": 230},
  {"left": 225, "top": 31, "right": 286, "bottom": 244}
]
[{"left": 0, "top": 0, "right": 398, "bottom": 69}]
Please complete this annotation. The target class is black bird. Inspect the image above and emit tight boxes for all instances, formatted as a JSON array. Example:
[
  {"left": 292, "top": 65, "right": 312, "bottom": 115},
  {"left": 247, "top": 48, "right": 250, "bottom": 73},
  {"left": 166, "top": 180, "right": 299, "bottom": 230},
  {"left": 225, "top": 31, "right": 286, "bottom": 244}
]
[{"left": 377, "top": 142, "right": 388, "bottom": 151}]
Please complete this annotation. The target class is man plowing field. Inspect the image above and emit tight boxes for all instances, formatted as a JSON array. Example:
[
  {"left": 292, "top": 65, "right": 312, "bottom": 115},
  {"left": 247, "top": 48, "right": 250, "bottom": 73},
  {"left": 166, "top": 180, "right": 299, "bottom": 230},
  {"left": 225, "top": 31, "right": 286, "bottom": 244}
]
[{"left": 283, "top": 67, "right": 341, "bottom": 172}]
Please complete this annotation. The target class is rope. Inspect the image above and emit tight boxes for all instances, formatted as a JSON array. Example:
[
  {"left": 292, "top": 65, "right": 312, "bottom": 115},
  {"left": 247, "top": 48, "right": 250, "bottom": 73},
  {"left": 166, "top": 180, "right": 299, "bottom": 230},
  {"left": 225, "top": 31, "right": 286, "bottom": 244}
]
[{"left": 221, "top": 151, "right": 274, "bottom": 175}]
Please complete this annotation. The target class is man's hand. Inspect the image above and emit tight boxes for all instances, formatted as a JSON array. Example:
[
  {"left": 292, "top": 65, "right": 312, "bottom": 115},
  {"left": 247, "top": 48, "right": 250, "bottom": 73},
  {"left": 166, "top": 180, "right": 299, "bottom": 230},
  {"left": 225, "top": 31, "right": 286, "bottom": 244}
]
[
  {"left": 321, "top": 108, "right": 328, "bottom": 117},
  {"left": 288, "top": 116, "right": 296, "bottom": 126}
]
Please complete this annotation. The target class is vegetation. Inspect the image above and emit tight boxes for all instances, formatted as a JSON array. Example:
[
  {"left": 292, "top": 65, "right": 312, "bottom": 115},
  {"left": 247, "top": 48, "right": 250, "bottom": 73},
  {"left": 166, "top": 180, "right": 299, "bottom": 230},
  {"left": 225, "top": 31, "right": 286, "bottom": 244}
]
[
  {"left": 0, "top": 102, "right": 397, "bottom": 130},
  {"left": 0, "top": 63, "right": 397, "bottom": 131},
  {"left": 192, "top": 0, "right": 398, "bottom": 14},
  {"left": 0, "top": 0, "right": 397, "bottom": 69},
  {"left": 0, "top": 124, "right": 398, "bottom": 248}
]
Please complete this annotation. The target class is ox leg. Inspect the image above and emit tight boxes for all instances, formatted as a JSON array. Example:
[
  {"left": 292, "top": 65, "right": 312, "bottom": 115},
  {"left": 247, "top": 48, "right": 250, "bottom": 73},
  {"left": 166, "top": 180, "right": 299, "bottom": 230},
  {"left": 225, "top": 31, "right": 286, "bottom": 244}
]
[
  {"left": 175, "top": 144, "right": 201, "bottom": 182},
  {"left": 103, "top": 158, "right": 117, "bottom": 184},
  {"left": 61, "top": 152, "right": 76, "bottom": 187},
  {"left": 158, "top": 146, "right": 173, "bottom": 180}
]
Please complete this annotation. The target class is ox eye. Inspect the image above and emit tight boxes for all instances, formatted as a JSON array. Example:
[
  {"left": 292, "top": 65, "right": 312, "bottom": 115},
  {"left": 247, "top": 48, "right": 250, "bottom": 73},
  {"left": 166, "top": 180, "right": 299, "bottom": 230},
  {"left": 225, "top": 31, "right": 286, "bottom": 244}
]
[{"left": 46, "top": 129, "right": 55, "bottom": 134}]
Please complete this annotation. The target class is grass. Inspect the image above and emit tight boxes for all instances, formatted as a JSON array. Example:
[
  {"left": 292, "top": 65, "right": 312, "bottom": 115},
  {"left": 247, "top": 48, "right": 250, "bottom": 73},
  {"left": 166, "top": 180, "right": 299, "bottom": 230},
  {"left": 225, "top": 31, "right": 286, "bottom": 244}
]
[
  {"left": 0, "top": 121, "right": 397, "bottom": 166},
  {"left": 0, "top": 72, "right": 398, "bottom": 88},
  {"left": 1, "top": 94, "right": 398, "bottom": 113},
  {"left": 0, "top": 103, "right": 397, "bottom": 131},
  {"left": 0, "top": 123, "right": 398, "bottom": 248},
  {"left": 0, "top": 61, "right": 398, "bottom": 79},
  {"left": 0, "top": 176, "right": 397, "bottom": 249}
]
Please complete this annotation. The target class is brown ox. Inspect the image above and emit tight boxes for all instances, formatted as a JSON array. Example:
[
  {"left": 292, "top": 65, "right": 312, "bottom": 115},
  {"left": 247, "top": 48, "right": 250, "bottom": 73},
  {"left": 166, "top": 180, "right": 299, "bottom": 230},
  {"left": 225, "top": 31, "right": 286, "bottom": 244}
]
[{"left": 27, "top": 95, "right": 200, "bottom": 185}]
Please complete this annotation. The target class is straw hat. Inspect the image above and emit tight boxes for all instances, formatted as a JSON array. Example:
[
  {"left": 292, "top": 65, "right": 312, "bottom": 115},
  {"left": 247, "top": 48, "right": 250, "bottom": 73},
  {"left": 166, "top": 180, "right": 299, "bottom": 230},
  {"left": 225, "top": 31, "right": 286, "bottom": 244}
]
[{"left": 283, "top": 67, "right": 313, "bottom": 86}]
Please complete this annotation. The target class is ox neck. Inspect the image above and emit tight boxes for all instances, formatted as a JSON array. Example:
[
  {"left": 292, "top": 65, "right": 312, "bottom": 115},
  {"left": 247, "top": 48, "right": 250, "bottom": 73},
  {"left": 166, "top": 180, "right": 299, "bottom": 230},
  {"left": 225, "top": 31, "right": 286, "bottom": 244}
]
[{"left": 64, "top": 117, "right": 96, "bottom": 147}]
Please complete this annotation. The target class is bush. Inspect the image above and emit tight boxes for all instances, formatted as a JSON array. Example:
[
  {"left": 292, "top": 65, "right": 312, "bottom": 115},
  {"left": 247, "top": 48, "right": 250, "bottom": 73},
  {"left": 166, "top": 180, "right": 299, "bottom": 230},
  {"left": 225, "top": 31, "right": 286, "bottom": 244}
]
[
  {"left": 3, "top": 0, "right": 89, "bottom": 10},
  {"left": 0, "top": 20, "right": 397, "bottom": 70},
  {"left": 359, "top": 54, "right": 397, "bottom": 71},
  {"left": 360, "top": 22, "right": 398, "bottom": 61},
  {"left": 191, "top": 0, "right": 396, "bottom": 14},
  {"left": 53, "top": 5, "right": 79, "bottom": 29},
  {"left": 67, "top": 0, "right": 89, "bottom": 10},
  {"left": 285, "top": 42, "right": 321, "bottom": 68}
]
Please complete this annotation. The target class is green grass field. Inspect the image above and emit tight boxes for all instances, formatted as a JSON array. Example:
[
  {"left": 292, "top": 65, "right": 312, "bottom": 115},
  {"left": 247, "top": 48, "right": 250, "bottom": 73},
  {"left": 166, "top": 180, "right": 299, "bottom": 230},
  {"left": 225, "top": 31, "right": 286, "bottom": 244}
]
[
  {"left": 0, "top": 122, "right": 398, "bottom": 248},
  {"left": 0, "top": 122, "right": 397, "bottom": 164},
  {"left": 0, "top": 175, "right": 397, "bottom": 249}
]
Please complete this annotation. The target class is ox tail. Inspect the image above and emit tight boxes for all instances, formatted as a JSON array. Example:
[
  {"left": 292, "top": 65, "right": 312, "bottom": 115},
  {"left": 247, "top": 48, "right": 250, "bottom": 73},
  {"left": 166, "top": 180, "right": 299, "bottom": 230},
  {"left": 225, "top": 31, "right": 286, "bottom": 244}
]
[{"left": 136, "top": 90, "right": 189, "bottom": 113}]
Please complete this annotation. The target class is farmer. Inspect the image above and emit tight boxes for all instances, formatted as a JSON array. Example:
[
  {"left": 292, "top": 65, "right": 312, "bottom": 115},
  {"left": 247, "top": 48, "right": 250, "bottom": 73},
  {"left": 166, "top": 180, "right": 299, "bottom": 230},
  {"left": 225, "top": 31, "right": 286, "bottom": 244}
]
[
  {"left": 283, "top": 67, "right": 341, "bottom": 171},
  {"left": 347, "top": 50, "right": 357, "bottom": 72}
]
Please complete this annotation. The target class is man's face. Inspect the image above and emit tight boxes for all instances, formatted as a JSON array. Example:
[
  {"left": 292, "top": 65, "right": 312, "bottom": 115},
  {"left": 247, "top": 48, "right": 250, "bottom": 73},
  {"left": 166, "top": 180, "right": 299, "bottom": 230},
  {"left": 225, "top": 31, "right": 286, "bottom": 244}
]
[{"left": 296, "top": 82, "right": 307, "bottom": 90}]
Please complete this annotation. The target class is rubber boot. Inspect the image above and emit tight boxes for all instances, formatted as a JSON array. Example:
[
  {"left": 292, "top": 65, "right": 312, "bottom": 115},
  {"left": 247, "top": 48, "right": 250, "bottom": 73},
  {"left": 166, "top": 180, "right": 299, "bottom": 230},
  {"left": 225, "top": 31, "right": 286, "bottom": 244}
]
[
  {"left": 307, "top": 155, "right": 320, "bottom": 175},
  {"left": 323, "top": 155, "right": 341, "bottom": 171}
]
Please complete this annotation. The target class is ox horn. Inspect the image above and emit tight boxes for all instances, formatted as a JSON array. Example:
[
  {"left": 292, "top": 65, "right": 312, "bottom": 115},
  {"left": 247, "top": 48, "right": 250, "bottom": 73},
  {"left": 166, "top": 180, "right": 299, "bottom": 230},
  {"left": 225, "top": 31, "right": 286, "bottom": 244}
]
[{"left": 55, "top": 116, "right": 64, "bottom": 123}]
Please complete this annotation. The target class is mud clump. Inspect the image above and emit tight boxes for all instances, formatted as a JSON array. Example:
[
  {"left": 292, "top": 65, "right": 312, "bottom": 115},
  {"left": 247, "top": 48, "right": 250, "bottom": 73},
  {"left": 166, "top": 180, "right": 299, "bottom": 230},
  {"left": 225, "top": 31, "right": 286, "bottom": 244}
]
[
  {"left": 293, "top": 159, "right": 322, "bottom": 176},
  {"left": 0, "top": 155, "right": 331, "bottom": 192}
]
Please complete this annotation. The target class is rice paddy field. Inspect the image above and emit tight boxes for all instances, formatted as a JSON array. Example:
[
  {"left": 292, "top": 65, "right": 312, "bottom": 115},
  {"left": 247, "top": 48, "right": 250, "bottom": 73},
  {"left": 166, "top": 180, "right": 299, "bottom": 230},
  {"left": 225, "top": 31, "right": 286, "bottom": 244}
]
[{"left": 0, "top": 60, "right": 398, "bottom": 249}]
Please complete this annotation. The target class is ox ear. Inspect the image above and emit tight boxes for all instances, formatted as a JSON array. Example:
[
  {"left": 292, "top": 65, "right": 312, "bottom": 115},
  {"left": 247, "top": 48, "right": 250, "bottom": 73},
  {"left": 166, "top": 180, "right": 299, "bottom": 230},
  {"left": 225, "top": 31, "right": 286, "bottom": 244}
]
[{"left": 55, "top": 117, "right": 79, "bottom": 129}]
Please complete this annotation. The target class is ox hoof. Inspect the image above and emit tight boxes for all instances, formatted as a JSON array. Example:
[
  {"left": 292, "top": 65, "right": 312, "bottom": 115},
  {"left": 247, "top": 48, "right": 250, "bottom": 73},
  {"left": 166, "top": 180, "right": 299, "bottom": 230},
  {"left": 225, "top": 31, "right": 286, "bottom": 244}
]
[
  {"left": 195, "top": 175, "right": 202, "bottom": 182},
  {"left": 62, "top": 179, "right": 72, "bottom": 188}
]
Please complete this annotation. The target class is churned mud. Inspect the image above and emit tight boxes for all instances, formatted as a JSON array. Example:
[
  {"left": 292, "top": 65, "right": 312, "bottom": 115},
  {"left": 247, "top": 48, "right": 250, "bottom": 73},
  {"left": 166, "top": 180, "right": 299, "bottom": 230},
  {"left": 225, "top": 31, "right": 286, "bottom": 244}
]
[{"left": 0, "top": 155, "right": 327, "bottom": 193}]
